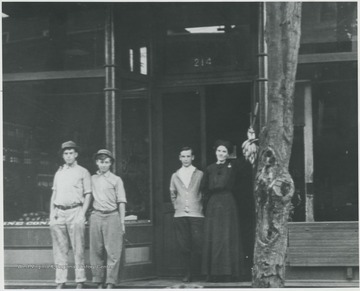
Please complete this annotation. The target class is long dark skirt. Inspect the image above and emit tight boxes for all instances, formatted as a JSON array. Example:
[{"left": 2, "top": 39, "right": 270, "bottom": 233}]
[{"left": 202, "top": 191, "right": 244, "bottom": 278}]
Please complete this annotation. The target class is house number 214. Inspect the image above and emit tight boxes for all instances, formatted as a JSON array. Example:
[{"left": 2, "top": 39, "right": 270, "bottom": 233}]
[{"left": 193, "top": 57, "right": 212, "bottom": 67}]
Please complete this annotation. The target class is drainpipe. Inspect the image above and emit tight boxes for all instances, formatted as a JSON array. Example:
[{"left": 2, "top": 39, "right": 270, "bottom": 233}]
[
  {"left": 257, "top": 2, "right": 268, "bottom": 129},
  {"left": 304, "top": 84, "right": 314, "bottom": 222},
  {"left": 104, "top": 4, "right": 118, "bottom": 173}
]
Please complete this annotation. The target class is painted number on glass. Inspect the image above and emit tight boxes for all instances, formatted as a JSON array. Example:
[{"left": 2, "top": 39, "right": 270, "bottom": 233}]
[{"left": 194, "top": 57, "right": 212, "bottom": 67}]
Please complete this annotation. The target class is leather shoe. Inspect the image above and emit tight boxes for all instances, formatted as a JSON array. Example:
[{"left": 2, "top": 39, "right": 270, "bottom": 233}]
[
  {"left": 106, "top": 283, "right": 114, "bottom": 289},
  {"left": 56, "top": 283, "right": 65, "bottom": 289},
  {"left": 97, "top": 283, "right": 104, "bottom": 288}
]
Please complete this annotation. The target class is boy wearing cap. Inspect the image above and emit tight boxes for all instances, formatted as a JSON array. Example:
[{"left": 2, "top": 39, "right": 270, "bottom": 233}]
[
  {"left": 90, "top": 149, "right": 127, "bottom": 289},
  {"left": 170, "top": 146, "right": 204, "bottom": 282},
  {"left": 49, "top": 141, "right": 92, "bottom": 289}
]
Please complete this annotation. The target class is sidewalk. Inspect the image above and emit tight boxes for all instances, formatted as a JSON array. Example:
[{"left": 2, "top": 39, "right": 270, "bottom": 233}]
[
  {"left": 118, "top": 278, "right": 252, "bottom": 289},
  {"left": 5, "top": 278, "right": 252, "bottom": 289},
  {"left": 5, "top": 278, "right": 359, "bottom": 289}
]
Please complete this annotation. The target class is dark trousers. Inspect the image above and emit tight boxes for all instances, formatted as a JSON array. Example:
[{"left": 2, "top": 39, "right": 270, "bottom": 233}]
[{"left": 174, "top": 217, "right": 204, "bottom": 276}]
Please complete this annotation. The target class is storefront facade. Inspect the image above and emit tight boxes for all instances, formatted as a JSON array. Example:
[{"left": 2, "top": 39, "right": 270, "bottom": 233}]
[{"left": 2, "top": 2, "right": 358, "bottom": 287}]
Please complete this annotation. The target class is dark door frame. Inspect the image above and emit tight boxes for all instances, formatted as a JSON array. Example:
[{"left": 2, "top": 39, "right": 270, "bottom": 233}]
[
  {"left": 153, "top": 85, "right": 206, "bottom": 276},
  {"left": 152, "top": 81, "right": 255, "bottom": 276}
]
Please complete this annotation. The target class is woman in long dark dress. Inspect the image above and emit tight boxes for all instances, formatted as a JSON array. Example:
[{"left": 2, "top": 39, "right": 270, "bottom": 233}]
[{"left": 201, "top": 140, "right": 248, "bottom": 282}]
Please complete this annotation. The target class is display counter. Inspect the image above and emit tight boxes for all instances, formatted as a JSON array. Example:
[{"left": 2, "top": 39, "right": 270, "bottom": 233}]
[
  {"left": 4, "top": 221, "right": 155, "bottom": 286},
  {"left": 286, "top": 221, "right": 359, "bottom": 287}
]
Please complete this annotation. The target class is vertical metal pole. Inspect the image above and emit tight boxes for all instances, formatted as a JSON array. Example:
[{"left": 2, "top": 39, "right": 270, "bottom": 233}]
[
  {"left": 257, "top": 2, "right": 268, "bottom": 128},
  {"left": 304, "top": 84, "right": 314, "bottom": 221},
  {"left": 104, "top": 4, "right": 118, "bottom": 173}
]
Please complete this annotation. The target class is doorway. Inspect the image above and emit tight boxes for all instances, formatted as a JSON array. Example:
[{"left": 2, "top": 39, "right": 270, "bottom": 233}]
[
  {"left": 156, "top": 82, "right": 254, "bottom": 278},
  {"left": 205, "top": 83, "right": 251, "bottom": 163}
]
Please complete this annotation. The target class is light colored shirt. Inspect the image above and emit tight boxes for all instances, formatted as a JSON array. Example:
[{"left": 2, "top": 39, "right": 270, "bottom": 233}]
[
  {"left": 170, "top": 168, "right": 204, "bottom": 218},
  {"left": 52, "top": 161, "right": 92, "bottom": 207},
  {"left": 91, "top": 171, "right": 127, "bottom": 211},
  {"left": 178, "top": 165, "right": 196, "bottom": 188}
]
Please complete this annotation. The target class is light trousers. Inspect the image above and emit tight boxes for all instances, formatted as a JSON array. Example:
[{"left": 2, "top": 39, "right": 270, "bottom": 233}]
[
  {"left": 89, "top": 211, "right": 124, "bottom": 285},
  {"left": 50, "top": 206, "right": 86, "bottom": 284}
]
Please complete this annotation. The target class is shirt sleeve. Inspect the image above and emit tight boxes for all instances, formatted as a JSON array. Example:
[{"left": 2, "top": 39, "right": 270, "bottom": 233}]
[
  {"left": 115, "top": 177, "right": 127, "bottom": 203},
  {"left": 169, "top": 174, "right": 176, "bottom": 192},
  {"left": 90, "top": 175, "right": 96, "bottom": 197},
  {"left": 82, "top": 169, "right": 92, "bottom": 195},
  {"left": 169, "top": 174, "right": 177, "bottom": 204},
  {"left": 52, "top": 171, "right": 58, "bottom": 191}
]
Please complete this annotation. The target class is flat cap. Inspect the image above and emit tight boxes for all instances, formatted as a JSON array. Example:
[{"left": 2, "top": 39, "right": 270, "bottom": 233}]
[
  {"left": 93, "top": 149, "right": 115, "bottom": 160},
  {"left": 61, "top": 141, "right": 79, "bottom": 151}
]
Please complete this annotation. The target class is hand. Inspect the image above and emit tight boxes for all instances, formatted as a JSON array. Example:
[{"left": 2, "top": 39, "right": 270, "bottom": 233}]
[
  {"left": 77, "top": 212, "right": 86, "bottom": 224},
  {"left": 49, "top": 209, "right": 58, "bottom": 223},
  {"left": 121, "top": 222, "right": 126, "bottom": 234},
  {"left": 49, "top": 213, "right": 55, "bottom": 225}
]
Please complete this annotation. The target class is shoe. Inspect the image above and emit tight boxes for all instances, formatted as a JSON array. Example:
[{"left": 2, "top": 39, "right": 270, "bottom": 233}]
[
  {"left": 106, "top": 283, "right": 114, "bottom": 289},
  {"left": 76, "top": 283, "right": 84, "bottom": 289},
  {"left": 182, "top": 274, "right": 192, "bottom": 283},
  {"left": 56, "top": 283, "right": 65, "bottom": 289},
  {"left": 97, "top": 283, "right": 104, "bottom": 289}
]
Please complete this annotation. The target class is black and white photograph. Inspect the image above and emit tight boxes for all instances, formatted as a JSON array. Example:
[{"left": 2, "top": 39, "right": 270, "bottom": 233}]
[{"left": 2, "top": 1, "right": 358, "bottom": 289}]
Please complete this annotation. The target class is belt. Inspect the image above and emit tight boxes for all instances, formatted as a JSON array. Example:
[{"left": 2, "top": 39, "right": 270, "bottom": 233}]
[
  {"left": 93, "top": 208, "right": 118, "bottom": 214},
  {"left": 55, "top": 203, "right": 82, "bottom": 210}
]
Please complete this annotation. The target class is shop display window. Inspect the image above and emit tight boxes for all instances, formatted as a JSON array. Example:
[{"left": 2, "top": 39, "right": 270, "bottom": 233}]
[
  {"left": 300, "top": 2, "right": 357, "bottom": 54},
  {"left": 312, "top": 81, "right": 358, "bottom": 221},
  {"left": 289, "top": 127, "right": 305, "bottom": 222},
  {"left": 2, "top": 3, "right": 105, "bottom": 73},
  {"left": 3, "top": 78, "right": 106, "bottom": 224},
  {"left": 294, "top": 62, "right": 357, "bottom": 222},
  {"left": 120, "top": 97, "right": 151, "bottom": 220}
]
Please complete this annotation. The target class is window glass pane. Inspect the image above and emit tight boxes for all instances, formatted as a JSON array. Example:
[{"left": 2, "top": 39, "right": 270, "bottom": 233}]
[
  {"left": 162, "top": 3, "right": 253, "bottom": 75},
  {"left": 2, "top": 3, "right": 105, "bottom": 73},
  {"left": 116, "top": 3, "right": 150, "bottom": 76},
  {"left": 140, "top": 47, "right": 148, "bottom": 75},
  {"left": 3, "top": 79, "right": 105, "bottom": 223},
  {"left": 289, "top": 127, "right": 305, "bottom": 222},
  {"left": 129, "top": 49, "right": 134, "bottom": 72},
  {"left": 121, "top": 98, "right": 150, "bottom": 220},
  {"left": 300, "top": 2, "right": 357, "bottom": 54},
  {"left": 297, "top": 62, "right": 357, "bottom": 82},
  {"left": 313, "top": 81, "right": 358, "bottom": 221}
]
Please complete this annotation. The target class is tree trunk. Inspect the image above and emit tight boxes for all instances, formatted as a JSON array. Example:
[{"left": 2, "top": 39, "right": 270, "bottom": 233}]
[{"left": 252, "top": 2, "right": 302, "bottom": 288}]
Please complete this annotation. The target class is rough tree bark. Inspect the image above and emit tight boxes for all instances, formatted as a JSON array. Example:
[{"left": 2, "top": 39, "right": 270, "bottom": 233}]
[{"left": 252, "top": 2, "right": 302, "bottom": 288}]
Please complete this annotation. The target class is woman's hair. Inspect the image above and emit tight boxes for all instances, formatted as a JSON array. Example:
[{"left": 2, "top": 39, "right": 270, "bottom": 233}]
[{"left": 213, "top": 139, "right": 233, "bottom": 154}]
